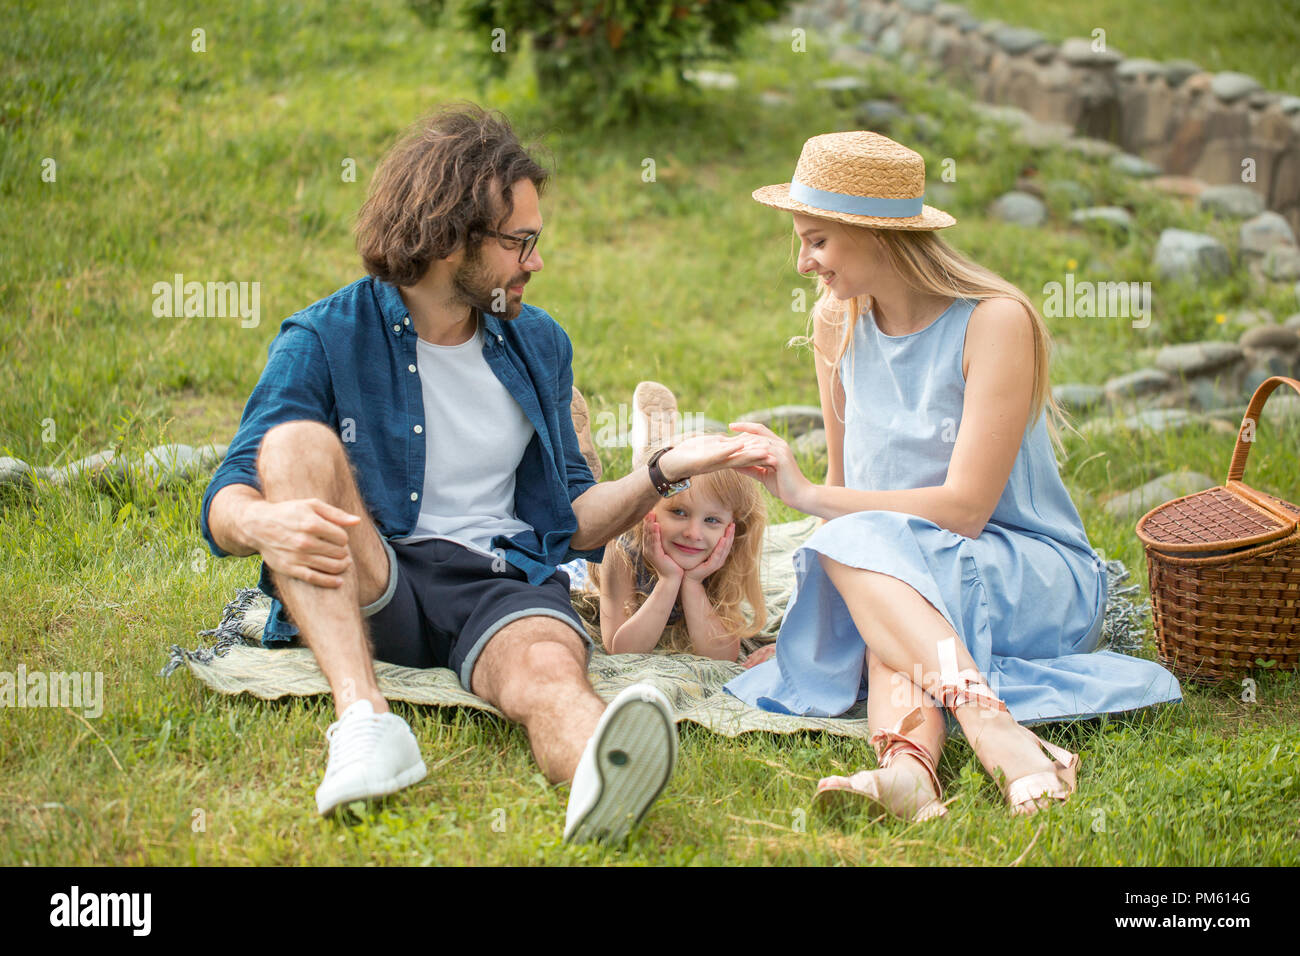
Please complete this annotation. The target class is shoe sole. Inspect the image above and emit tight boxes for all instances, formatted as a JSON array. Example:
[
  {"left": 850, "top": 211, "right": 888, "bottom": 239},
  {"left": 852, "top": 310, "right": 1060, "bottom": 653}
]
[
  {"left": 631, "top": 381, "right": 678, "bottom": 463},
  {"left": 565, "top": 698, "right": 677, "bottom": 844},
  {"left": 569, "top": 386, "right": 602, "bottom": 481},
  {"left": 316, "top": 759, "right": 429, "bottom": 817}
]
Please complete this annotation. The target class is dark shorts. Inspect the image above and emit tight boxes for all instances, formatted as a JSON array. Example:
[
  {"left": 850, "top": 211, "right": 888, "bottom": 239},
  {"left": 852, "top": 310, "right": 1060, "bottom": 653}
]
[{"left": 360, "top": 537, "right": 591, "bottom": 692}]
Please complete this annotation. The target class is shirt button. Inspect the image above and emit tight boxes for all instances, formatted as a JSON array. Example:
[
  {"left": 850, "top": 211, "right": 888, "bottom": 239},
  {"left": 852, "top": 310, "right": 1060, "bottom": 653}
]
[
  {"left": 392, "top": 324, "right": 401, "bottom": 332},
  {"left": 408, "top": 364, "right": 416, "bottom": 373},
  {"left": 410, "top": 492, "right": 418, "bottom": 502},
  {"left": 404, "top": 316, "right": 410, "bottom": 325},
  {"left": 413, "top": 424, "right": 423, "bottom": 434}
]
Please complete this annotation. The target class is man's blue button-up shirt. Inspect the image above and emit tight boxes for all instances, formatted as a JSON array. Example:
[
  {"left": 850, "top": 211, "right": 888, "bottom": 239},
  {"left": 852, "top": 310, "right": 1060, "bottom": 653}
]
[{"left": 198, "top": 276, "right": 603, "bottom": 645}]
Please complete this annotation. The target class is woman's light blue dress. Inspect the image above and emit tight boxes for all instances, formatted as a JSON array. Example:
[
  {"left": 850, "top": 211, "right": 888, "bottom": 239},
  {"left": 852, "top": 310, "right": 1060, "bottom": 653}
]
[{"left": 725, "top": 297, "right": 1181, "bottom": 723}]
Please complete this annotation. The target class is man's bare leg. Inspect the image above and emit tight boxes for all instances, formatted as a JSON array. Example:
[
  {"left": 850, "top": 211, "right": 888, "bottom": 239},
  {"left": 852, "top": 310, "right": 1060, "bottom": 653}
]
[
  {"left": 257, "top": 420, "right": 393, "bottom": 716},
  {"left": 470, "top": 616, "right": 605, "bottom": 782}
]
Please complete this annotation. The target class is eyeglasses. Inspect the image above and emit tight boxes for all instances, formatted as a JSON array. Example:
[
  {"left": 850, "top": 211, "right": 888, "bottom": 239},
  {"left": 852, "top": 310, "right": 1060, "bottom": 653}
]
[{"left": 483, "top": 226, "right": 542, "bottom": 263}]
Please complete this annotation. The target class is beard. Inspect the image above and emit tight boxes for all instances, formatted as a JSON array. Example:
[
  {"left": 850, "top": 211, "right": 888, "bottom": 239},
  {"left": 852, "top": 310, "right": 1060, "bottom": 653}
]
[{"left": 451, "top": 243, "right": 527, "bottom": 320}]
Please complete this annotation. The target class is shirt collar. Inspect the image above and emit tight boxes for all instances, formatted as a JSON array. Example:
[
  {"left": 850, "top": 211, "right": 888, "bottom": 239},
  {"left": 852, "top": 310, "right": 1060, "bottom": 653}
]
[{"left": 373, "top": 276, "right": 506, "bottom": 344}]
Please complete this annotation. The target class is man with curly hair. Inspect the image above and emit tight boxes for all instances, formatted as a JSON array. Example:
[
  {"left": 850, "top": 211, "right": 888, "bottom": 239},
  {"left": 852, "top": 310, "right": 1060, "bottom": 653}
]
[{"left": 199, "top": 103, "right": 766, "bottom": 842}]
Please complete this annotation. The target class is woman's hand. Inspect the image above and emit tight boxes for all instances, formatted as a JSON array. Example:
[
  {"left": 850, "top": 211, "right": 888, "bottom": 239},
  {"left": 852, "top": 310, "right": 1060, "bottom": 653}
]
[
  {"left": 743, "top": 644, "right": 777, "bottom": 669},
  {"left": 682, "top": 522, "right": 735, "bottom": 583},
  {"left": 727, "top": 421, "right": 816, "bottom": 512},
  {"left": 643, "top": 513, "right": 685, "bottom": 584}
]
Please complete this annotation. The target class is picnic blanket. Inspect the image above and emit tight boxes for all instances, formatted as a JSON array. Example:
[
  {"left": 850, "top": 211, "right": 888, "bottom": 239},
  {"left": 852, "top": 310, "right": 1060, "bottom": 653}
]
[{"left": 163, "top": 518, "right": 1151, "bottom": 738}]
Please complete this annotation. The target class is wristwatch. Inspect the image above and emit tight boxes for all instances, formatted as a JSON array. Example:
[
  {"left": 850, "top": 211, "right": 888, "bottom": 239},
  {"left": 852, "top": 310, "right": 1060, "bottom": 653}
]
[{"left": 647, "top": 446, "right": 691, "bottom": 498}]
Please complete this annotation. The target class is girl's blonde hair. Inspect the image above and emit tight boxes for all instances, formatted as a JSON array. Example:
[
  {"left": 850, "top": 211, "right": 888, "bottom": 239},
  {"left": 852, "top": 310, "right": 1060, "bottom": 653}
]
[
  {"left": 798, "top": 225, "right": 1075, "bottom": 455},
  {"left": 587, "top": 431, "right": 768, "bottom": 652}
]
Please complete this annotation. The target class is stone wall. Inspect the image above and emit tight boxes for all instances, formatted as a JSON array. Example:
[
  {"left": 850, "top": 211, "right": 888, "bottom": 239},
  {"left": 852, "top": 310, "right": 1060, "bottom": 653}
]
[{"left": 791, "top": 0, "right": 1300, "bottom": 233}]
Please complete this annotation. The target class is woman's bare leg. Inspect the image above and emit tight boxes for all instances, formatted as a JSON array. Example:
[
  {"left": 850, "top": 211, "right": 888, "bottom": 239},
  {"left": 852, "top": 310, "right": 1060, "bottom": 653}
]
[{"left": 821, "top": 556, "right": 1059, "bottom": 792}]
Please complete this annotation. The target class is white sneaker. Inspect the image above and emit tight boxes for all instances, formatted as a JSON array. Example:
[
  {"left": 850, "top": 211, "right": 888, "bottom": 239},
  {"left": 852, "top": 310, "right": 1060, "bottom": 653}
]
[
  {"left": 564, "top": 683, "right": 677, "bottom": 844},
  {"left": 315, "top": 699, "right": 428, "bottom": 816}
]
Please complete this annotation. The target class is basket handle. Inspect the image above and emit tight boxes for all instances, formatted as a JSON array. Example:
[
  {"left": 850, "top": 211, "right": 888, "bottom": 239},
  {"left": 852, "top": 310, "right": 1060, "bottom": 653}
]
[{"left": 1226, "top": 376, "right": 1300, "bottom": 483}]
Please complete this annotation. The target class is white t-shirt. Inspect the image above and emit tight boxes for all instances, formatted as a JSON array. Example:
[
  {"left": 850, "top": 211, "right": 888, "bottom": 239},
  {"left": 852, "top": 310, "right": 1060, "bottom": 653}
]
[{"left": 393, "top": 316, "right": 535, "bottom": 556}]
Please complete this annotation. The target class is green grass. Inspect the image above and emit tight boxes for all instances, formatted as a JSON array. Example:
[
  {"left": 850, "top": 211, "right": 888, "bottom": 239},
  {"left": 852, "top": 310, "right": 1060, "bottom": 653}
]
[
  {"left": 962, "top": 0, "right": 1300, "bottom": 95},
  {"left": 2, "top": 0, "right": 1299, "bottom": 865}
]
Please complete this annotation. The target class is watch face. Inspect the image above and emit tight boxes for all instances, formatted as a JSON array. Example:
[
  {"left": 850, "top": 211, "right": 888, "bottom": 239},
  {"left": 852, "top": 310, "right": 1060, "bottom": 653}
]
[{"left": 663, "top": 478, "right": 691, "bottom": 498}]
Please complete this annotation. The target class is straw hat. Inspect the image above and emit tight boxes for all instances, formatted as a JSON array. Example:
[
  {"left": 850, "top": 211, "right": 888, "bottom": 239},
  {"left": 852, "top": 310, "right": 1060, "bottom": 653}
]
[{"left": 753, "top": 131, "right": 955, "bottom": 230}]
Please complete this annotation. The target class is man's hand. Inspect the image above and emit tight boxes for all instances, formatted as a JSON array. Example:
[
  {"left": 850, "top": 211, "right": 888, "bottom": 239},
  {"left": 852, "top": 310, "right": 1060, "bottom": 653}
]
[
  {"left": 246, "top": 497, "right": 361, "bottom": 588},
  {"left": 658, "top": 433, "right": 773, "bottom": 484}
]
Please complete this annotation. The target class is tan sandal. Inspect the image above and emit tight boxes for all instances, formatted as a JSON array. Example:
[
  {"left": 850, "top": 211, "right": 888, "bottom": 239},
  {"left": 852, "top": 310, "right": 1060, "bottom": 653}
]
[
  {"left": 569, "top": 386, "right": 602, "bottom": 481},
  {"left": 939, "top": 669, "right": 1079, "bottom": 816},
  {"left": 814, "top": 707, "right": 947, "bottom": 823}
]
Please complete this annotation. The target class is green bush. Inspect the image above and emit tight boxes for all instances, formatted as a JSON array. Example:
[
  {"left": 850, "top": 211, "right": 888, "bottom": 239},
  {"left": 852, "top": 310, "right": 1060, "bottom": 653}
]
[{"left": 409, "top": 0, "right": 793, "bottom": 124}]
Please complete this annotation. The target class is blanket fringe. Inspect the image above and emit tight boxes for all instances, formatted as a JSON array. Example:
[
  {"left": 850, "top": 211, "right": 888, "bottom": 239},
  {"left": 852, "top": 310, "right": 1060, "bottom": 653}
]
[{"left": 160, "top": 587, "right": 267, "bottom": 678}]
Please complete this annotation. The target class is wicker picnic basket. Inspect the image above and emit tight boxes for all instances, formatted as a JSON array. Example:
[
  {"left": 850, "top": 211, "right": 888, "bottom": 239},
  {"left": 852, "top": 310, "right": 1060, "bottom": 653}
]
[{"left": 1135, "top": 375, "right": 1300, "bottom": 681}]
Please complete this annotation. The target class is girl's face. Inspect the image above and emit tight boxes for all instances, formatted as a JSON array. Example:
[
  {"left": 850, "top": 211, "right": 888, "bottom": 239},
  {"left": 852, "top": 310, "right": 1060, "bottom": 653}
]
[
  {"left": 652, "top": 490, "right": 734, "bottom": 571},
  {"left": 793, "top": 212, "right": 882, "bottom": 300}
]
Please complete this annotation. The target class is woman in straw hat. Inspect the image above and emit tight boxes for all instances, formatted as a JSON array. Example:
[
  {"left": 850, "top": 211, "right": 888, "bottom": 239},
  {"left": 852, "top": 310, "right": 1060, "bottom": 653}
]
[{"left": 725, "top": 131, "right": 1180, "bottom": 821}]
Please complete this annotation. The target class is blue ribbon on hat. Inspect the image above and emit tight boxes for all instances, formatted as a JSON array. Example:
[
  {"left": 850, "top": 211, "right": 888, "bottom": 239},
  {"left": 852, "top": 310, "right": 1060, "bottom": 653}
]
[{"left": 790, "top": 179, "right": 924, "bottom": 218}]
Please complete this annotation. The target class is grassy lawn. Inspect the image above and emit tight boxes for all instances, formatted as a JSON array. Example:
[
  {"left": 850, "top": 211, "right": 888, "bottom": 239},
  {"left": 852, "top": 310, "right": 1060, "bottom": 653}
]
[{"left": 2, "top": 0, "right": 1298, "bottom": 865}]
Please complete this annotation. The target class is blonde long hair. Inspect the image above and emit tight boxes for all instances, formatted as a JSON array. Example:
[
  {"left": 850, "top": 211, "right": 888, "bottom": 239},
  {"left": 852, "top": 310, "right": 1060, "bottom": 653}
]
[
  {"left": 801, "top": 226, "right": 1074, "bottom": 455},
  {"left": 587, "top": 432, "right": 767, "bottom": 652}
]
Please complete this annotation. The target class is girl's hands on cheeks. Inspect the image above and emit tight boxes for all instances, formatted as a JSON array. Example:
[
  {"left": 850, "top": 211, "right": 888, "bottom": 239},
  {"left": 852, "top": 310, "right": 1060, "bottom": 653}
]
[
  {"left": 727, "top": 421, "right": 815, "bottom": 511},
  {"left": 683, "top": 522, "right": 734, "bottom": 583},
  {"left": 643, "top": 513, "right": 685, "bottom": 583}
]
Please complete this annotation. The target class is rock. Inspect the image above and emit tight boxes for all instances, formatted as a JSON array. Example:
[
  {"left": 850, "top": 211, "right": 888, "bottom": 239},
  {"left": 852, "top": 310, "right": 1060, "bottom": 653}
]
[
  {"left": 139, "top": 444, "right": 207, "bottom": 487},
  {"left": 1264, "top": 246, "right": 1300, "bottom": 281},
  {"left": 682, "top": 415, "right": 729, "bottom": 435},
  {"left": 1015, "top": 119, "right": 1074, "bottom": 148},
  {"left": 1210, "top": 71, "right": 1262, "bottom": 102},
  {"left": 1239, "top": 325, "right": 1300, "bottom": 349},
  {"left": 1111, "top": 152, "right": 1161, "bottom": 178},
  {"left": 1069, "top": 206, "right": 1133, "bottom": 230},
  {"left": 1239, "top": 211, "right": 1297, "bottom": 257},
  {"left": 1060, "top": 37, "right": 1121, "bottom": 66},
  {"left": 877, "top": 26, "right": 903, "bottom": 59},
  {"left": 972, "top": 102, "right": 1033, "bottom": 129},
  {"left": 735, "top": 405, "right": 823, "bottom": 436},
  {"left": 1064, "top": 137, "right": 1119, "bottom": 160},
  {"left": 830, "top": 44, "right": 876, "bottom": 70},
  {"left": 1102, "top": 472, "right": 1217, "bottom": 520},
  {"left": 1044, "top": 179, "right": 1093, "bottom": 208},
  {"left": 683, "top": 69, "right": 737, "bottom": 90},
  {"left": 55, "top": 449, "right": 127, "bottom": 488},
  {"left": 1116, "top": 58, "right": 1164, "bottom": 80},
  {"left": 1280, "top": 95, "right": 1300, "bottom": 115},
  {"left": 0, "top": 457, "right": 33, "bottom": 490},
  {"left": 1150, "top": 175, "right": 1207, "bottom": 199},
  {"left": 1120, "top": 409, "right": 1201, "bottom": 433},
  {"left": 792, "top": 428, "right": 828, "bottom": 458},
  {"left": 856, "top": 99, "right": 907, "bottom": 129},
  {"left": 992, "top": 26, "right": 1045, "bottom": 55},
  {"left": 899, "top": 0, "right": 939, "bottom": 12},
  {"left": 989, "top": 190, "right": 1047, "bottom": 226},
  {"left": 1285, "top": 314, "right": 1300, "bottom": 331},
  {"left": 1153, "top": 229, "right": 1232, "bottom": 282},
  {"left": 814, "top": 76, "right": 868, "bottom": 93},
  {"left": 1163, "top": 60, "right": 1202, "bottom": 86},
  {"left": 1104, "top": 368, "right": 1172, "bottom": 399},
  {"left": 933, "top": 3, "right": 967, "bottom": 25},
  {"left": 1248, "top": 90, "right": 1278, "bottom": 110},
  {"left": 1197, "top": 185, "right": 1265, "bottom": 219},
  {"left": 1053, "top": 384, "right": 1106, "bottom": 414},
  {"left": 1155, "top": 341, "right": 1244, "bottom": 376}
]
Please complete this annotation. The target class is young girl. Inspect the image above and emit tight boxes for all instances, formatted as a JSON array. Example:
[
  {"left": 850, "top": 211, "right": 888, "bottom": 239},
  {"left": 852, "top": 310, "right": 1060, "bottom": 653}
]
[
  {"left": 589, "top": 432, "right": 767, "bottom": 662},
  {"left": 725, "top": 131, "right": 1181, "bottom": 821}
]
